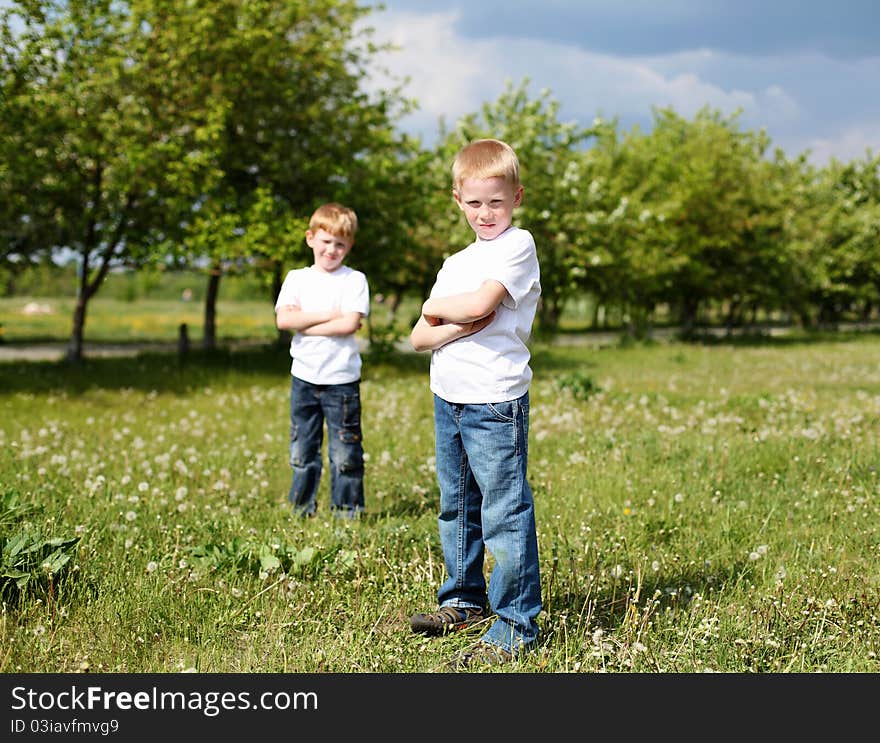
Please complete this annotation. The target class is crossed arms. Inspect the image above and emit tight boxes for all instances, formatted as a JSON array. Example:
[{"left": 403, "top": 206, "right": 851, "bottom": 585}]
[
  {"left": 409, "top": 279, "right": 507, "bottom": 352},
  {"left": 276, "top": 305, "right": 363, "bottom": 336}
]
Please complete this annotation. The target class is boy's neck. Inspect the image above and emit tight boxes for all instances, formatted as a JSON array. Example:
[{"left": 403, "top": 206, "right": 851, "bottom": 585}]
[{"left": 312, "top": 262, "right": 347, "bottom": 274}]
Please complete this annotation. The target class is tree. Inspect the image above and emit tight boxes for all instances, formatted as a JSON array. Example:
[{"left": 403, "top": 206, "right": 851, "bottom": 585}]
[
  {"left": 803, "top": 152, "right": 880, "bottom": 326},
  {"left": 1, "top": 0, "right": 410, "bottom": 360},
  {"left": 617, "top": 107, "right": 786, "bottom": 335},
  {"left": 561, "top": 117, "right": 683, "bottom": 335},
  {"left": 1, "top": 0, "right": 225, "bottom": 361}
]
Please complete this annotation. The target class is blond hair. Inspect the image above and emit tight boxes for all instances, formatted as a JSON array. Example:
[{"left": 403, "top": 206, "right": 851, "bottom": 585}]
[
  {"left": 308, "top": 202, "right": 358, "bottom": 240},
  {"left": 452, "top": 139, "right": 521, "bottom": 191}
]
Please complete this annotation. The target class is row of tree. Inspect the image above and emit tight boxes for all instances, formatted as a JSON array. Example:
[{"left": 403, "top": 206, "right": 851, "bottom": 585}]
[{"left": 2, "top": 1, "right": 879, "bottom": 361}]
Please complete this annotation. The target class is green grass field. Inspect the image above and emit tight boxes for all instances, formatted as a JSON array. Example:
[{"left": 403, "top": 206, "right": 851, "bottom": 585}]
[
  {"left": 1, "top": 301, "right": 878, "bottom": 673},
  {"left": 0, "top": 296, "right": 279, "bottom": 344}
]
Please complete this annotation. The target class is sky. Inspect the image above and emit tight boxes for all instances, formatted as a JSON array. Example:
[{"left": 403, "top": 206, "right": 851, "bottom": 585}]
[{"left": 361, "top": 0, "right": 880, "bottom": 164}]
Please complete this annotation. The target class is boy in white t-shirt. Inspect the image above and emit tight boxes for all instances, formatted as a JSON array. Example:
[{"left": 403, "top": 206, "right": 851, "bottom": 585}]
[
  {"left": 275, "top": 203, "right": 370, "bottom": 519},
  {"left": 409, "top": 139, "right": 542, "bottom": 669}
]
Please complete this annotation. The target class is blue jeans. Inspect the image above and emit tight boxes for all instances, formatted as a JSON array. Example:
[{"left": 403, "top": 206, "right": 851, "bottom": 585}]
[
  {"left": 288, "top": 376, "right": 364, "bottom": 518},
  {"left": 433, "top": 392, "right": 541, "bottom": 653}
]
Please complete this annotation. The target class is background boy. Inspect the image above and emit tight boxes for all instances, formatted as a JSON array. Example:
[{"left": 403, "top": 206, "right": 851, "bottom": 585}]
[
  {"left": 409, "top": 139, "right": 542, "bottom": 668},
  {"left": 275, "top": 202, "right": 369, "bottom": 519}
]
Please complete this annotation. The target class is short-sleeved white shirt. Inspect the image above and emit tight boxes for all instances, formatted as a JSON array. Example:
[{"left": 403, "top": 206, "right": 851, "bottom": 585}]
[
  {"left": 274, "top": 265, "right": 370, "bottom": 384},
  {"left": 428, "top": 226, "right": 541, "bottom": 404}
]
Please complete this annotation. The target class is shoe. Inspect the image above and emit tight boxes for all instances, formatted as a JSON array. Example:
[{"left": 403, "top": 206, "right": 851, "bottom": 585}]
[
  {"left": 447, "top": 642, "right": 514, "bottom": 670},
  {"left": 409, "top": 605, "right": 489, "bottom": 636}
]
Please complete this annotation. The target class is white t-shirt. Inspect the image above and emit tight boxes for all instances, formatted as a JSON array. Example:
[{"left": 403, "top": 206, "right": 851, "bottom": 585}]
[
  {"left": 274, "top": 265, "right": 370, "bottom": 384},
  {"left": 428, "top": 226, "right": 541, "bottom": 404}
]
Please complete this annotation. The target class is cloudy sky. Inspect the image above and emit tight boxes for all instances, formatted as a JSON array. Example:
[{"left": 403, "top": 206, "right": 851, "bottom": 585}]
[{"left": 362, "top": 0, "right": 880, "bottom": 164}]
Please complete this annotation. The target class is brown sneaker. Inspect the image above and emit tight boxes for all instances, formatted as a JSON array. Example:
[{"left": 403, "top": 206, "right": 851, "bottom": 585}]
[
  {"left": 409, "top": 605, "right": 489, "bottom": 636},
  {"left": 447, "top": 642, "right": 514, "bottom": 670}
]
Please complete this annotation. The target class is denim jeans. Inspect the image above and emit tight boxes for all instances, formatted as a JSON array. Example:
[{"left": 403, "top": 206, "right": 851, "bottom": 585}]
[
  {"left": 288, "top": 376, "right": 364, "bottom": 518},
  {"left": 433, "top": 392, "right": 541, "bottom": 653}
]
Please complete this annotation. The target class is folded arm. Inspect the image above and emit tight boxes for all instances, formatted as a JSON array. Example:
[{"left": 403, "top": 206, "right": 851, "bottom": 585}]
[
  {"left": 276, "top": 305, "right": 362, "bottom": 336},
  {"left": 409, "top": 311, "right": 495, "bottom": 352},
  {"left": 421, "top": 279, "right": 508, "bottom": 324},
  {"left": 300, "top": 311, "right": 363, "bottom": 337}
]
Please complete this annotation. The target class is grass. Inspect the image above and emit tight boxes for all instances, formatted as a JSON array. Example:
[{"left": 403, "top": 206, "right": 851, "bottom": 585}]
[
  {"left": 0, "top": 305, "right": 879, "bottom": 673},
  {"left": 0, "top": 296, "right": 279, "bottom": 344}
]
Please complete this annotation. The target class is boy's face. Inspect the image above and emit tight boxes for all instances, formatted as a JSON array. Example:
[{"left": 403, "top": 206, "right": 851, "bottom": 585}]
[
  {"left": 453, "top": 176, "right": 523, "bottom": 241},
  {"left": 305, "top": 228, "right": 353, "bottom": 273}
]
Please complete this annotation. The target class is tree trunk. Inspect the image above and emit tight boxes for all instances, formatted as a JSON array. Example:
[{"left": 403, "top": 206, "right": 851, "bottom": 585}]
[
  {"left": 64, "top": 175, "right": 126, "bottom": 363},
  {"left": 537, "top": 296, "right": 561, "bottom": 335},
  {"left": 271, "top": 263, "right": 291, "bottom": 349},
  {"left": 203, "top": 265, "right": 221, "bottom": 350},
  {"left": 679, "top": 295, "right": 699, "bottom": 338},
  {"left": 66, "top": 293, "right": 88, "bottom": 363}
]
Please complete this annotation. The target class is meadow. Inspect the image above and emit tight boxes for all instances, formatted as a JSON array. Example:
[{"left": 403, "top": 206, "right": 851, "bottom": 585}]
[{"left": 1, "top": 302, "right": 878, "bottom": 673}]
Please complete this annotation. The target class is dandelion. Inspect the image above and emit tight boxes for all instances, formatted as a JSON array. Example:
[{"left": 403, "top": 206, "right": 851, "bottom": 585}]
[
  {"left": 138, "top": 481, "right": 149, "bottom": 493},
  {"left": 610, "top": 564, "right": 624, "bottom": 579},
  {"left": 146, "top": 561, "right": 158, "bottom": 573},
  {"left": 125, "top": 511, "right": 137, "bottom": 522},
  {"left": 673, "top": 492, "right": 684, "bottom": 503}
]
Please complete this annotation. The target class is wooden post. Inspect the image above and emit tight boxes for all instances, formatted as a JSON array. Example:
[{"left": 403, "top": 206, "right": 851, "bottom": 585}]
[{"left": 178, "top": 323, "right": 190, "bottom": 357}]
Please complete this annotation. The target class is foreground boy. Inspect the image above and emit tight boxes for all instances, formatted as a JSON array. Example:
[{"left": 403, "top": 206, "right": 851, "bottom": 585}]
[{"left": 409, "top": 139, "right": 542, "bottom": 669}]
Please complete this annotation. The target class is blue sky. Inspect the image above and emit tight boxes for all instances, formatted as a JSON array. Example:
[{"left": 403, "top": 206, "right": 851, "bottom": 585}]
[{"left": 362, "top": 0, "right": 880, "bottom": 164}]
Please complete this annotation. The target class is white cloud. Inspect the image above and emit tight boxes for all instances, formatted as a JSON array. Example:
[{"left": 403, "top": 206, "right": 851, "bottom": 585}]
[
  {"left": 362, "top": 11, "right": 489, "bottom": 135},
  {"left": 798, "top": 124, "right": 880, "bottom": 164},
  {"left": 364, "top": 9, "right": 880, "bottom": 164},
  {"left": 366, "top": 13, "right": 768, "bottom": 139}
]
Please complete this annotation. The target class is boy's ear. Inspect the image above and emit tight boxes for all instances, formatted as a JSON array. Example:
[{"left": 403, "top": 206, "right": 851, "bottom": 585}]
[
  {"left": 305, "top": 229, "right": 315, "bottom": 245},
  {"left": 452, "top": 189, "right": 464, "bottom": 209},
  {"left": 513, "top": 185, "right": 524, "bottom": 207}
]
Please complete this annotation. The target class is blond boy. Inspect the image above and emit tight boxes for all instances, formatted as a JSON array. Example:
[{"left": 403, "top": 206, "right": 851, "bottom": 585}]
[{"left": 409, "top": 140, "right": 542, "bottom": 668}]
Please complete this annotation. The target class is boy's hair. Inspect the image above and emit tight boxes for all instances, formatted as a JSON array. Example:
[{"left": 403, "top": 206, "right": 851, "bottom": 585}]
[
  {"left": 452, "top": 139, "right": 521, "bottom": 191},
  {"left": 308, "top": 202, "right": 358, "bottom": 240}
]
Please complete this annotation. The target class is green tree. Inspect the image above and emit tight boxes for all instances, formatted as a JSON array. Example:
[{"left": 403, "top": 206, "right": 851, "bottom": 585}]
[
  {"left": 1, "top": 0, "right": 411, "bottom": 359},
  {"left": 619, "top": 107, "right": 786, "bottom": 335},
  {"left": 804, "top": 152, "right": 880, "bottom": 326},
  {"left": 561, "top": 117, "right": 682, "bottom": 335},
  {"left": 1, "top": 0, "right": 225, "bottom": 361},
  {"left": 167, "top": 0, "right": 411, "bottom": 349}
]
